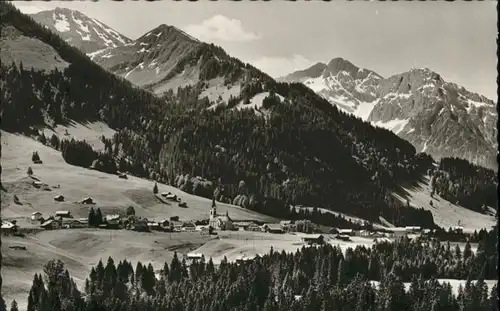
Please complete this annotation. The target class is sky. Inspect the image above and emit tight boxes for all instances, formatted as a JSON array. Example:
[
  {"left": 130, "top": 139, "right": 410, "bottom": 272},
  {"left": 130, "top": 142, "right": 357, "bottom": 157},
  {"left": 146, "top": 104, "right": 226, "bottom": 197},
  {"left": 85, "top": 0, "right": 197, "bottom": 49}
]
[{"left": 14, "top": 0, "right": 498, "bottom": 99}]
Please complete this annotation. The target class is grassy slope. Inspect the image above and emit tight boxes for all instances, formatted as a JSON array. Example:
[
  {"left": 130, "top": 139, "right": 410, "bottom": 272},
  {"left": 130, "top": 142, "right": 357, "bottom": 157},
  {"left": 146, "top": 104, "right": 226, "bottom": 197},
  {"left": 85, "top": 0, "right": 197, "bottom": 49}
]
[
  {"left": 394, "top": 176, "right": 496, "bottom": 232},
  {"left": 0, "top": 25, "right": 70, "bottom": 72},
  {"left": 1, "top": 127, "right": 275, "bottom": 227}
]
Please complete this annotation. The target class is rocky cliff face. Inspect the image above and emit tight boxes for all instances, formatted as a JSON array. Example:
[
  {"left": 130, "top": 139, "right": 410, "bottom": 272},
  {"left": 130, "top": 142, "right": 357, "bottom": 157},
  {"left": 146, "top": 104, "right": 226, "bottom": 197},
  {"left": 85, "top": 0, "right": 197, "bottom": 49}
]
[
  {"left": 31, "top": 7, "right": 132, "bottom": 53},
  {"left": 282, "top": 62, "right": 497, "bottom": 170}
]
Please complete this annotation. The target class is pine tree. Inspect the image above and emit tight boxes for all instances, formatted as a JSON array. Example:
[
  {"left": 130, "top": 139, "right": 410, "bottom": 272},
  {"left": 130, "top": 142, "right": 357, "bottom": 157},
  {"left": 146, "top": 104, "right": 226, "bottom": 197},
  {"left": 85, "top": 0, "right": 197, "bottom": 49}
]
[
  {"left": 153, "top": 182, "right": 158, "bottom": 194},
  {"left": 96, "top": 208, "right": 103, "bottom": 226},
  {"left": 126, "top": 206, "right": 135, "bottom": 216},
  {"left": 88, "top": 207, "right": 96, "bottom": 227},
  {"left": 10, "top": 300, "right": 19, "bottom": 311},
  {"left": 27, "top": 166, "right": 33, "bottom": 176}
]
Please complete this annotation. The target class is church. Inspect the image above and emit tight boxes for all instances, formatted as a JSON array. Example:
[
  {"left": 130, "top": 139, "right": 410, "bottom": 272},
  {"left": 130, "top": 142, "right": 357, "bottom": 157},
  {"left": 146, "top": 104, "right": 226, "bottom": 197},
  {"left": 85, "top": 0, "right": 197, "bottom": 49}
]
[{"left": 209, "top": 198, "right": 234, "bottom": 231}]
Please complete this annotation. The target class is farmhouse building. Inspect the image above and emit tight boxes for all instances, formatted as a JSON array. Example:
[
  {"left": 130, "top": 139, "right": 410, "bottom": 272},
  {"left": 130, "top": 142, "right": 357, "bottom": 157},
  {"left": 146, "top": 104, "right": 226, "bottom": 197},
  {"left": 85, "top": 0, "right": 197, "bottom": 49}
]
[
  {"left": 79, "top": 197, "right": 96, "bottom": 205},
  {"left": 31, "top": 211, "right": 43, "bottom": 221},
  {"left": 182, "top": 222, "right": 196, "bottom": 231},
  {"left": 78, "top": 218, "right": 89, "bottom": 226},
  {"left": 1, "top": 221, "right": 18, "bottom": 234},
  {"left": 186, "top": 253, "right": 204, "bottom": 263},
  {"left": 147, "top": 222, "right": 160, "bottom": 230},
  {"left": 234, "top": 221, "right": 259, "bottom": 231},
  {"left": 196, "top": 225, "right": 210, "bottom": 233},
  {"left": 61, "top": 219, "right": 87, "bottom": 228},
  {"left": 338, "top": 229, "right": 354, "bottom": 236},
  {"left": 55, "top": 211, "right": 72, "bottom": 218},
  {"left": 300, "top": 234, "right": 325, "bottom": 245},
  {"left": 208, "top": 198, "right": 234, "bottom": 230},
  {"left": 53, "top": 195, "right": 64, "bottom": 202},
  {"left": 235, "top": 255, "right": 254, "bottom": 264},
  {"left": 247, "top": 222, "right": 261, "bottom": 232},
  {"left": 105, "top": 215, "right": 121, "bottom": 229},
  {"left": 132, "top": 219, "right": 149, "bottom": 232},
  {"left": 40, "top": 219, "right": 60, "bottom": 230},
  {"left": 264, "top": 224, "right": 284, "bottom": 234}
]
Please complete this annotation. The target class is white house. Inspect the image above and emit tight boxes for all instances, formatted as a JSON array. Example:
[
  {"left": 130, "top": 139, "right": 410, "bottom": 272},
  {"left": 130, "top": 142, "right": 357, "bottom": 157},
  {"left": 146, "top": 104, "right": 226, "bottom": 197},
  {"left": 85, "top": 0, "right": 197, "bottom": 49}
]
[
  {"left": 338, "top": 229, "right": 354, "bottom": 236},
  {"left": 186, "top": 253, "right": 203, "bottom": 263},
  {"left": 31, "top": 211, "right": 43, "bottom": 221},
  {"left": 1, "top": 221, "right": 17, "bottom": 233}
]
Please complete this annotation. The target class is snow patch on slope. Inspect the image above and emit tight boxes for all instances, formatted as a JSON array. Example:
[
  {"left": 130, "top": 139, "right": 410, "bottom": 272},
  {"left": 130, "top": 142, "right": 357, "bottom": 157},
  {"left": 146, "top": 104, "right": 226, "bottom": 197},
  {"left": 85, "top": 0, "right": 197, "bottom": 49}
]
[
  {"left": 373, "top": 118, "right": 409, "bottom": 134},
  {"left": 86, "top": 48, "right": 108, "bottom": 60},
  {"left": 200, "top": 78, "right": 242, "bottom": 105},
  {"left": 53, "top": 12, "right": 70, "bottom": 32},
  {"left": 234, "top": 92, "right": 285, "bottom": 112},
  {"left": 356, "top": 99, "right": 380, "bottom": 120}
]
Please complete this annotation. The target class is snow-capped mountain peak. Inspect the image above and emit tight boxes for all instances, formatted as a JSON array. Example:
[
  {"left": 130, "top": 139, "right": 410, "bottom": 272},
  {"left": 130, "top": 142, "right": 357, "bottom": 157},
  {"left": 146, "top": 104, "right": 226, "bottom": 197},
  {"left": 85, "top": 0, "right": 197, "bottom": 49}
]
[
  {"left": 281, "top": 59, "right": 497, "bottom": 170},
  {"left": 31, "top": 8, "right": 132, "bottom": 53},
  {"left": 279, "top": 57, "right": 383, "bottom": 116}
]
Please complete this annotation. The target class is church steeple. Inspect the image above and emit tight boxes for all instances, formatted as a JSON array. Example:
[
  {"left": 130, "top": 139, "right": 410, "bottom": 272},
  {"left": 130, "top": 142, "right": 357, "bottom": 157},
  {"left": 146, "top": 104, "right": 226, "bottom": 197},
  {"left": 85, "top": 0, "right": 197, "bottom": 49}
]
[{"left": 210, "top": 196, "right": 217, "bottom": 219}]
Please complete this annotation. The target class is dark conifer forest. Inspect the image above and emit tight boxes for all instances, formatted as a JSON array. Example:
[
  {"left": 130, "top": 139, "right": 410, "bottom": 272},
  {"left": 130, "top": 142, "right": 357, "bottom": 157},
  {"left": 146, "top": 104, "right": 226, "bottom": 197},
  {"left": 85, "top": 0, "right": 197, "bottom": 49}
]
[
  {"left": 430, "top": 157, "right": 497, "bottom": 214},
  {"left": 18, "top": 226, "right": 497, "bottom": 311}
]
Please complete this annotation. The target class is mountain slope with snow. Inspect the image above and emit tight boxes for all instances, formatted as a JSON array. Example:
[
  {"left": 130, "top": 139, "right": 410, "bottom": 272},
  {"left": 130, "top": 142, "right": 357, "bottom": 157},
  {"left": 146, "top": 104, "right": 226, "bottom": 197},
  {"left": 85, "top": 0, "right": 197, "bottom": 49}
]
[
  {"left": 371, "top": 68, "right": 497, "bottom": 170},
  {"left": 89, "top": 24, "right": 203, "bottom": 94},
  {"left": 281, "top": 61, "right": 497, "bottom": 170},
  {"left": 30, "top": 7, "right": 132, "bottom": 53},
  {"left": 279, "top": 58, "right": 383, "bottom": 118}
]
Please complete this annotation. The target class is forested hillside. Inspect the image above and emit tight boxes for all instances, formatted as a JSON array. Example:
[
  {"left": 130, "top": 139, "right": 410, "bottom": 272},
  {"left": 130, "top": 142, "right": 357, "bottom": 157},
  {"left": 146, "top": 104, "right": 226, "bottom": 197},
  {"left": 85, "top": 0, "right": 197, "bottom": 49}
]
[
  {"left": 0, "top": 2, "right": 478, "bottom": 229},
  {"left": 16, "top": 226, "right": 498, "bottom": 311},
  {"left": 431, "top": 157, "right": 497, "bottom": 214}
]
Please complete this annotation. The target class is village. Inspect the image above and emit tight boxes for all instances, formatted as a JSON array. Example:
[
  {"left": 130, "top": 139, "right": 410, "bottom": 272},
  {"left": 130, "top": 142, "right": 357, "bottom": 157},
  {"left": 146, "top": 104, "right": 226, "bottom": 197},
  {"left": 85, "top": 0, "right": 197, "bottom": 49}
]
[{"left": 2, "top": 186, "right": 453, "bottom": 252}]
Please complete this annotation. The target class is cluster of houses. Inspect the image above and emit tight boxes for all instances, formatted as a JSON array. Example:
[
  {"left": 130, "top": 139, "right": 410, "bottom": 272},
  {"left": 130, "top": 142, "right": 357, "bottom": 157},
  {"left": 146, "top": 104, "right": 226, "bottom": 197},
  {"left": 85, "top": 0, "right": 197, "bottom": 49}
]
[
  {"left": 8, "top": 194, "right": 434, "bottom": 243},
  {"left": 327, "top": 226, "right": 429, "bottom": 240},
  {"left": 34, "top": 211, "right": 88, "bottom": 230}
]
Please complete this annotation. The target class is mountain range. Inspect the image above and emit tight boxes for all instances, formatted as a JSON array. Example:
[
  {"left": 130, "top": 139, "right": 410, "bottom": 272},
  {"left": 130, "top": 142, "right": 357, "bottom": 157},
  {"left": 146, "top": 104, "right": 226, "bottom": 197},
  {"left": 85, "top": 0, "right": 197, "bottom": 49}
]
[
  {"left": 29, "top": 7, "right": 497, "bottom": 170},
  {"left": 1, "top": 4, "right": 496, "bottom": 229},
  {"left": 279, "top": 59, "right": 497, "bottom": 170}
]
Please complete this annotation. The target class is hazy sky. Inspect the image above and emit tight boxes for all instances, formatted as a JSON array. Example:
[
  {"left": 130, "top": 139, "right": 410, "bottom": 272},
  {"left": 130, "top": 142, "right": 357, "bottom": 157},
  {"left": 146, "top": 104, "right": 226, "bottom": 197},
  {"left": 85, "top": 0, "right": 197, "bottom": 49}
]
[{"left": 14, "top": 0, "right": 497, "bottom": 99}]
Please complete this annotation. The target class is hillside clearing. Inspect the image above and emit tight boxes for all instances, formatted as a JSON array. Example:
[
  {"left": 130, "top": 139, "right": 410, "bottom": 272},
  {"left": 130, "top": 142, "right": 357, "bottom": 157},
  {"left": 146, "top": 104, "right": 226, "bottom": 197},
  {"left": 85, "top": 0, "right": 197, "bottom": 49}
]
[
  {"left": 41, "top": 120, "right": 116, "bottom": 152},
  {"left": 394, "top": 176, "right": 496, "bottom": 231}
]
